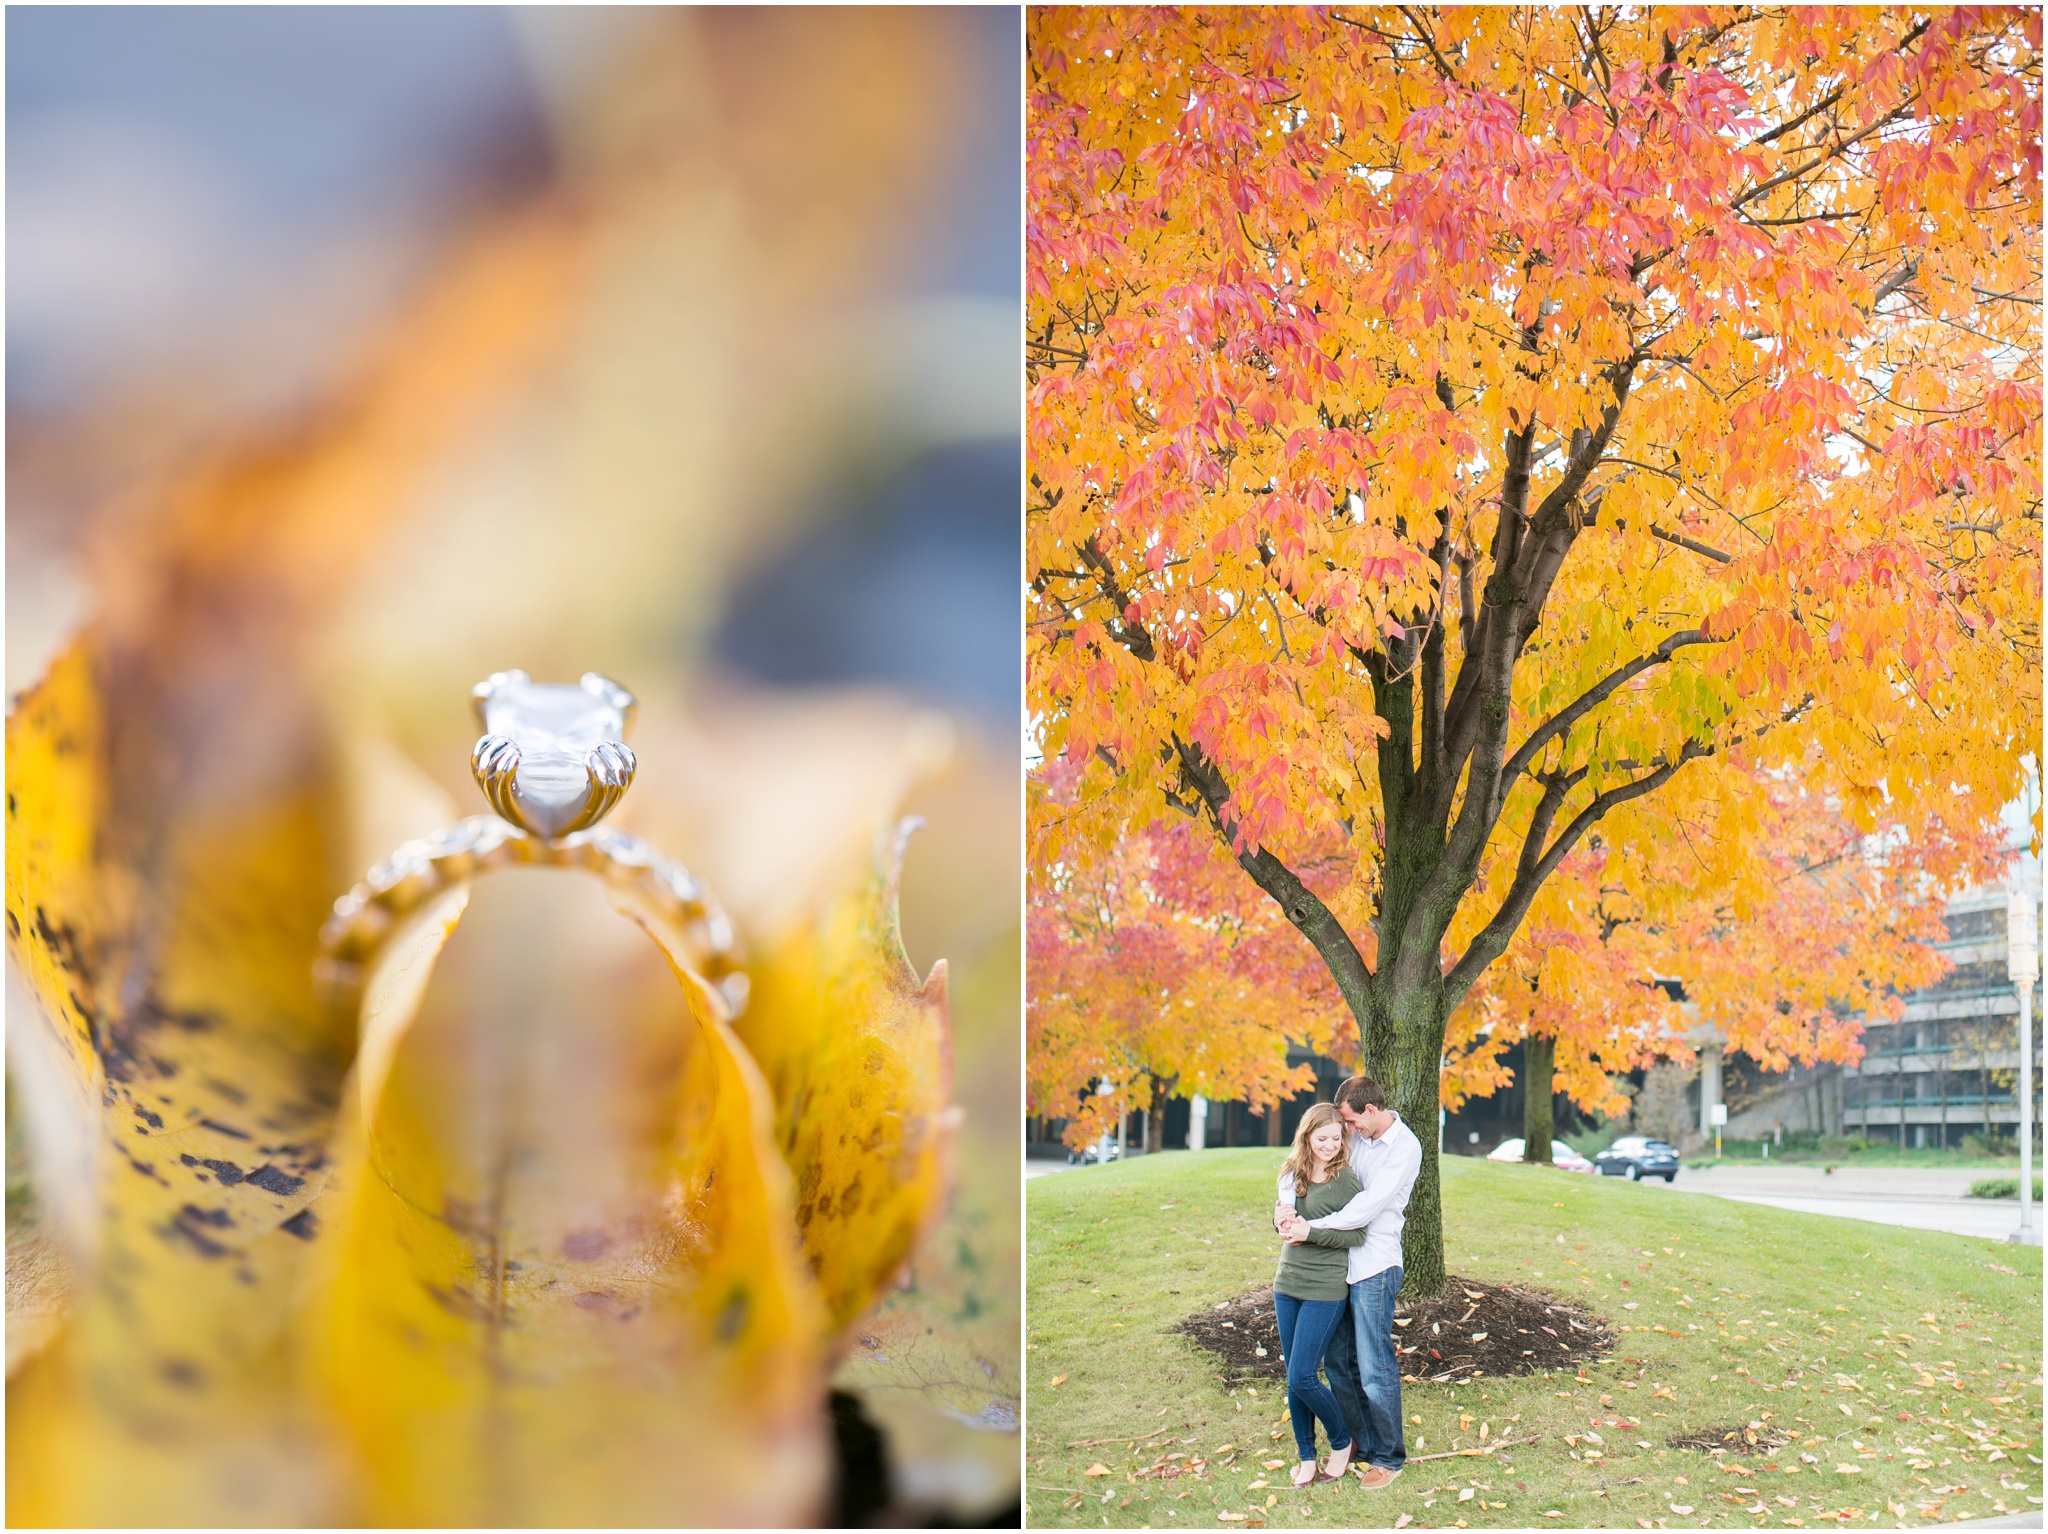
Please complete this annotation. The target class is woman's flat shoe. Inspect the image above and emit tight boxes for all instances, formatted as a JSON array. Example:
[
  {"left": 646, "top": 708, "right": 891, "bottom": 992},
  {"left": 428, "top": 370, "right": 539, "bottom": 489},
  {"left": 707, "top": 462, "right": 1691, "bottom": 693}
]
[
  {"left": 1290, "top": 1462, "right": 1319, "bottom": 1489},
  {"left": 1317, "top": 1445, "right": 1355, "bottom": 1481}
]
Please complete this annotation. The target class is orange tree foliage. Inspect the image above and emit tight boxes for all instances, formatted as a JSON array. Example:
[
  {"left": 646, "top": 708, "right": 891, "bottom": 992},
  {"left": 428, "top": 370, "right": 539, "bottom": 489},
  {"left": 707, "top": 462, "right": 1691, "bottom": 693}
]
[
  {"left": 1448, "top": 764, "right": 2011, "bottom": 1158},
  {"left": 1027, "top": 818, "right": 1350, "bottom": 1150},
  {"left": 1439, "top": 845, "right": 1677, "bottom": 1131},
  {"left": 1027, "top": 7, "right": 2040, "bottom": 1292}
]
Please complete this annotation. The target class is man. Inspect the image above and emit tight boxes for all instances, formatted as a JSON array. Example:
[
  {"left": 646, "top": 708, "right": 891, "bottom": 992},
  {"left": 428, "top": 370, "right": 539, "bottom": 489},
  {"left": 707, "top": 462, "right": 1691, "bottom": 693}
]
[{"left": 1272, "top": 1074, "right": 1421, "bottom": 1489}]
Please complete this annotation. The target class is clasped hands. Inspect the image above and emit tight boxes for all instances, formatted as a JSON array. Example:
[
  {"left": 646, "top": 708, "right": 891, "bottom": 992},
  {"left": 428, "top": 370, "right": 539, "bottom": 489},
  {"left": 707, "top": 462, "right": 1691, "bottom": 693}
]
[{"left": 1272, "top": 1203, "right": 1311, "bottom": 1245}]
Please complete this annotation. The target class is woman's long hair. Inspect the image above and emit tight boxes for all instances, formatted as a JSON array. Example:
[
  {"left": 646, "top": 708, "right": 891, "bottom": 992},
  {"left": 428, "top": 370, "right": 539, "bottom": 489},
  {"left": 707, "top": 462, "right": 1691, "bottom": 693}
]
[{"left": 1281, "top": 1102, "right": 1348, "bottom": 1199}]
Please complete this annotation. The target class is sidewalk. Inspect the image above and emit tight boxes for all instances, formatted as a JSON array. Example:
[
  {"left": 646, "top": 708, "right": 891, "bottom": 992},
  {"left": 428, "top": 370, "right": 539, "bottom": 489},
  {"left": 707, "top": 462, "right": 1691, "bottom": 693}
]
[
  {"left": 1653, "top": 1164, "right": 2039, "bottom": 1242},
  {"left": 1677, "top": 1165, "right": 2001, "bottom": 1197}
]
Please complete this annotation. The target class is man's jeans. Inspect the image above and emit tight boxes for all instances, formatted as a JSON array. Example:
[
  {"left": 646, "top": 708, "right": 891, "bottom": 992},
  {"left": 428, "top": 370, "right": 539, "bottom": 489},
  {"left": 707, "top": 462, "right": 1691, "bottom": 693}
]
[{"left": 1323, "top": 1266, "right": 1406, "bottom": 1471}]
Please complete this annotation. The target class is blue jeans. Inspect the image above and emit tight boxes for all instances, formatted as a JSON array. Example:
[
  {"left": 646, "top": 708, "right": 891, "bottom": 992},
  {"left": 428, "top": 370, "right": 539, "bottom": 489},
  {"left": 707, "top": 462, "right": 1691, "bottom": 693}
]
[
  {"left": 1271, "top": 1292, "right": 1353, "bottom": 1462},
  {"left": 1332, "top": 1266, "right": 1405, "bottom": 1470}
]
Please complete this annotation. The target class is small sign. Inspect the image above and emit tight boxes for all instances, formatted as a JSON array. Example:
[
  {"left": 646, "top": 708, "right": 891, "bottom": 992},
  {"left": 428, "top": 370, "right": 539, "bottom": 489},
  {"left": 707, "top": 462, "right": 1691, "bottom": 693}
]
[
  {"left": 2010, "top": 890, "right": 2038, "bottom": 988},
  {"left": 1709, "top": 1103, "right": 1728, "bottom": 1126}
]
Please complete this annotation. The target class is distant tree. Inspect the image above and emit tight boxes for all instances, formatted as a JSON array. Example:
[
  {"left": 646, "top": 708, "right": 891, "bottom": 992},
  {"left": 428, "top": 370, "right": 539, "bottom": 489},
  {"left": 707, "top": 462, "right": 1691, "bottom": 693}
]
[
  {"left": 1634, "top": 1059, "right": 1701, "bottom": 1147},
  {"left": 1027, "top": 818, "right": 1349, "bottom": 1150}
]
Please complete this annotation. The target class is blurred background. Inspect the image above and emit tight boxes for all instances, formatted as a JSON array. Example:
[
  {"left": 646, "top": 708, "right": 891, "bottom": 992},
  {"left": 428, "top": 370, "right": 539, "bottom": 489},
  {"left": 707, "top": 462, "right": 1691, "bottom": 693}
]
[
  {"left": 8, "top": 5, "right": 1020, "bottom": 723},
  {"left": 7, "top": 6, "right": 1019, "bottom": 1524}
]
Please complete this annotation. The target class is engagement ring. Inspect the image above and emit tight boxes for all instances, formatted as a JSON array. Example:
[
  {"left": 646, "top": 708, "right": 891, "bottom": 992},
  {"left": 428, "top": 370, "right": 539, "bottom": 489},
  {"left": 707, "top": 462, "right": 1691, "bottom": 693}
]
[{"left": 317, "top": 671, "right": 746, "bottom": 1014}]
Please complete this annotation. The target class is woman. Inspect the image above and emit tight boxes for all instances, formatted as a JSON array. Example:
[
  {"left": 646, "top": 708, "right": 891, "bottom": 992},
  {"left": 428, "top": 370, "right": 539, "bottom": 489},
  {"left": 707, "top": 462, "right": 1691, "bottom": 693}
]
[{"left": 1272, "top": 1103, "right": 1368, "bottom": 1488}]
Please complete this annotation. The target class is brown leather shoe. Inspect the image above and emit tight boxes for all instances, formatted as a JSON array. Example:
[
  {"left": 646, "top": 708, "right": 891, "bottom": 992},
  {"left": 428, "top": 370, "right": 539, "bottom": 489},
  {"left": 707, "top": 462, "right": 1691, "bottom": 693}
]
[{"left": 1355, "top": 1464, "right": 1401, "bottom": 1490}]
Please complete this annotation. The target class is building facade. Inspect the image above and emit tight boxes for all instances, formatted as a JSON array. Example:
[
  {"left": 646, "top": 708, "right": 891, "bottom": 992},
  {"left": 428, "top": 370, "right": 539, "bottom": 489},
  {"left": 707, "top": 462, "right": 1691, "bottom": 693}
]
[{"left": 1718, "top": 880, "right": 2044, "bottom": 1148}]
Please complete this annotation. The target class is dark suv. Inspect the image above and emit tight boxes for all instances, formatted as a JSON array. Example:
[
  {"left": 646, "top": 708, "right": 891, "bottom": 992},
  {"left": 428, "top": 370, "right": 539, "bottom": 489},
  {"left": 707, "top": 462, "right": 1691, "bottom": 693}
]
[{"left": 1595, "top": 1136, "right": 1680, "bottom": 1182}]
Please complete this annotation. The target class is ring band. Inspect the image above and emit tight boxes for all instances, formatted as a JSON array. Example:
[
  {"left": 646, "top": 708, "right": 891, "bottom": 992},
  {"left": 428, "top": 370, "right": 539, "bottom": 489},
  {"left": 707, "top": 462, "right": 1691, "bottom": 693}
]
[{"left": 316, "top": 674, "right": 745, "bottom": 1014}]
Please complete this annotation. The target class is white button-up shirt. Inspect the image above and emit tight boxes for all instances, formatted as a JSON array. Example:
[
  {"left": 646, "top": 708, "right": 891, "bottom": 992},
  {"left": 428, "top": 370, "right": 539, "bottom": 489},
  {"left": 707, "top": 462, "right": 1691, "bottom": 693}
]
[{"left": 1277, "top": 1114, "right": 1421, "bottom": 1283}]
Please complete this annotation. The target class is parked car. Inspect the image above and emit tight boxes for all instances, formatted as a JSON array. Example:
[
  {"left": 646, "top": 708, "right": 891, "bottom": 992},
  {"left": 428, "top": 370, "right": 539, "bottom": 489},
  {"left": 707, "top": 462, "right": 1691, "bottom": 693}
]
[
  {"left": 1068, "top": 1134, "right": 1120, "bottom": 1166},
  {"left": 1485, "top": 1137, "right": 1596, "bottom": 1173},
  {"left": 1594, "top": 1136, "right": 1680, "bottom": 1182}
]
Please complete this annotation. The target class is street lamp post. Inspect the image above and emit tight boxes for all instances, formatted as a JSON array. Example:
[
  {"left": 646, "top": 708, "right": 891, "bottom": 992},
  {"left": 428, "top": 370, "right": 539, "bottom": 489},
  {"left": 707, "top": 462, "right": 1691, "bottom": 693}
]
[{"left": 2009, "top": 889, "right": 2039, "bottom": 1248}]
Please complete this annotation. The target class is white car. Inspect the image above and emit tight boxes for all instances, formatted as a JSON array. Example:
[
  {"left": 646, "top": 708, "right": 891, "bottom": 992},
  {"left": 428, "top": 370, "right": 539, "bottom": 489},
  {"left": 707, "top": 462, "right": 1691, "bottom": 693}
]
[{"left": 1485, "top": 1137, "right": 1596, "bottom": 1173}]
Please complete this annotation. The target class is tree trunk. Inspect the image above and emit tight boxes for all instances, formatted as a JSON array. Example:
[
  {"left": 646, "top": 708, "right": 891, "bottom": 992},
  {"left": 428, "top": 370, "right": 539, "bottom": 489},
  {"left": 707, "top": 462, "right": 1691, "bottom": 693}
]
[
  {"left": 1146, "top": 1072, "right": 1172, "bottom": 1154},
  {"left": 1362, "top": 976, "right": 1451, "bottom": 1300},
  {"left": 1523, "top": 1034, "right": 1556, "bottom": 1165},
  {"left": 1938, "top": 1019, "right": 1948, "bottom": 1148},
  {"left": 1266, "top": 1101, "right": 1283, "bottom": 1146}
]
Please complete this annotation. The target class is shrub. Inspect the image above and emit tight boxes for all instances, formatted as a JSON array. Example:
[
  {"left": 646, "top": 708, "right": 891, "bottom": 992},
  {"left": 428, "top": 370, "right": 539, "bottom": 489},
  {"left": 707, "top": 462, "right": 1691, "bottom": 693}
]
[
  {"left": 1961, "top": 1131, "right": 2018, "bottom": 1158},
  {"left": 1968, "top": 1176, "right": 2045, "bottom": 1200}
]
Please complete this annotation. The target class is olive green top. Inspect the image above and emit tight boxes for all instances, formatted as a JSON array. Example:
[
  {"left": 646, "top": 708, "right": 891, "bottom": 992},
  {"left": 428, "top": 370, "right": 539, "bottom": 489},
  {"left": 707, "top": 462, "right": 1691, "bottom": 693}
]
[{"left": 1273, "top": 1166, "right": 1366, "bottom": 1303}]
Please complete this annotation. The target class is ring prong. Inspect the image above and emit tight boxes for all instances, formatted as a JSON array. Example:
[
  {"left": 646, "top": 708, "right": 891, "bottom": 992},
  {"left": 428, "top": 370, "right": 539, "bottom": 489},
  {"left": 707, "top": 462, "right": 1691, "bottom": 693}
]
[
  {"left": 564, "top": 740, "right": 637, "bottom": 833},
  {"left": 472, "top": 733, "right": 524, "bottom": 825},
  {"left": 581, "top": 671, "right": 637, "bottom": 733},
  {"left": 472, "top": 669, "right": 532, "bottom": 728}
]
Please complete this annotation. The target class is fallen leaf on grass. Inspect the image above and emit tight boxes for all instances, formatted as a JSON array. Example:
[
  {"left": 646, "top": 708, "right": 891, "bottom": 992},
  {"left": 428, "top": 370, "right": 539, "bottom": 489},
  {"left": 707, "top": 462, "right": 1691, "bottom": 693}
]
[
  {"left": 1050, "top": 1374, "right": 1068, "bottom": 1388},
  {"left": 1085, "top": 1464, "right": 1112, "bottom": 1477}
]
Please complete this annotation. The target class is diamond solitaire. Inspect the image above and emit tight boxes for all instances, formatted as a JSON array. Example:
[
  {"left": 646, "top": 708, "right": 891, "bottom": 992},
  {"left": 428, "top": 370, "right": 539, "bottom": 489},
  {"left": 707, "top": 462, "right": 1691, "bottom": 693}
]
[
  {"left": 318, "top": 672, "right": 746, "bottom": 1016},
  {"left": 471, "top": 670, "right": 638, "bottom": 838}
]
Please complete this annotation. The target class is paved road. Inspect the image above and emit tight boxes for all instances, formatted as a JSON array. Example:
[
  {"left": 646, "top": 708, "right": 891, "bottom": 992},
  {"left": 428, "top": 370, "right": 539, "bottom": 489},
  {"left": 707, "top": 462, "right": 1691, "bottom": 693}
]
[{"left": 1648, "top": 1165, "right": 2040, "bottom": 1243}]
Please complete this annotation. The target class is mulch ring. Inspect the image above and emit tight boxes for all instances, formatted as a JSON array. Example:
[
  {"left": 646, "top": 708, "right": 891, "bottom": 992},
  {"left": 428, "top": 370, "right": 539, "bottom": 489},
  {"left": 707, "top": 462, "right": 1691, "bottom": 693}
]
[
  {"left": 1668, "top": 1422, "right": 1796, "bottom": 1457},
  {"left": 1174, "top": 1275, "right": 1614, "bottom": 1386}
]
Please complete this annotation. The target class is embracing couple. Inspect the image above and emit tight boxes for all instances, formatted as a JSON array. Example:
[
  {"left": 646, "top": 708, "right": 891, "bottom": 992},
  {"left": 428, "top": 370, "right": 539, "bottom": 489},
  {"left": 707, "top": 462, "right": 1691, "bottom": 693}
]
[{"left": 1270, "top": 1074, "right": 1421, "bottom": 1493}]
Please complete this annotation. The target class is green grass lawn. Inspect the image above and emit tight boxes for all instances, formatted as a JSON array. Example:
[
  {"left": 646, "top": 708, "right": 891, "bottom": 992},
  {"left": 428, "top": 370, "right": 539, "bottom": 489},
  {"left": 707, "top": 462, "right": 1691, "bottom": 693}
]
[{"left": 1026, "top": 1149, "right": 2042, "bottom": 1530}]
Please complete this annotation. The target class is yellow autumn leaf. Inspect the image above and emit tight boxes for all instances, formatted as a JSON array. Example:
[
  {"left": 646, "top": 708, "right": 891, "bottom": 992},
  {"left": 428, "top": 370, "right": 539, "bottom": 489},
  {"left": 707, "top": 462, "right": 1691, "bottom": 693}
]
[
  {"left": 296, "top": 854, "right": 833, "bottom": 1525},
  {"left": 737, "top": 819, "right": 957, "bottom": 1344},
  {"left": 7, "top": 643, "right": 371, "bottom": 1525}
]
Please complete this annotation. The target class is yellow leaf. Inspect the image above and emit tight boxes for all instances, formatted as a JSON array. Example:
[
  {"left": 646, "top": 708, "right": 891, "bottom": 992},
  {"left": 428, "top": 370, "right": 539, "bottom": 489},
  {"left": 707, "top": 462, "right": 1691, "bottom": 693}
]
[
  {"left": 736, "top": 819, "right": 957, "bottom": 1342},
  {"left": 295, "top": 853, "right": 834, "bottom": 1526},
  {"left": 7, "top": 640, "right": 359, "bottom": 1526}
]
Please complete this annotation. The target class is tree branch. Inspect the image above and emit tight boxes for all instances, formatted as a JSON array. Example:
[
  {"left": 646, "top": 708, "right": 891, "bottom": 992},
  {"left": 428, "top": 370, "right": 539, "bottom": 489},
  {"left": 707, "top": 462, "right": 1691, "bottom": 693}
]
[
  {"left": 1742, "top": 17, "right": 1928, "bottom": 150},
  {"left": 1498, "top": 628, "right": 1720, "bottom": 790},
  {"left": 1649, "top": 526, "right": 1734, "bottom": 564},
  {"left": 1442, "top": 744, "right": 1709, "bottom": 1006},
  {"left": 1734, "top": 99, "right": 1918, "bottom": 210},
  {"left": 1169, "top": 735, "right": 1376, "bottom": 1012},
  {"left": 1867, "top": 257, "right": 1922, "bottom": 312},
  {"left": 1074, "top": 534, "right": 1156, "bottom": 662},
  {"left": 1396, "top": 4, "right": 1462, "bottom": 82}
]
